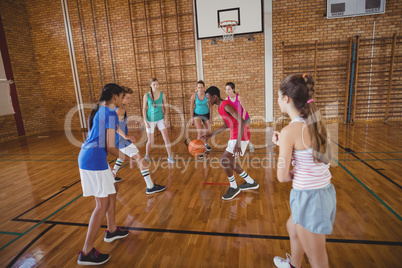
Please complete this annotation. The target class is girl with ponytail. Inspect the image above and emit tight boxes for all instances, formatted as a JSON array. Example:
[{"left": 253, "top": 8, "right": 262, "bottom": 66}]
[
  {"left": 272, "top": 74, "right": 336, "bottom": 268},
  {"left": 77, "top": 83, "right": 130, "bottom": 265},
  {"left": 142, "top": 78, "right": 175, "bottom": 163}
]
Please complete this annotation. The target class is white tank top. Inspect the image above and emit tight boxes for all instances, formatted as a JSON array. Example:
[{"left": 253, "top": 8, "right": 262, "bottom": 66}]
[{"left": 290, "top": 116, "right": 332, "bottom": 190}]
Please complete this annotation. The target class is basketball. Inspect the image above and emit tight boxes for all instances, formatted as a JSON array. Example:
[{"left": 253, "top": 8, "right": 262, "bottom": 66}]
[{"left": 188, "top": 139, "right": 206, "bottom": 156}]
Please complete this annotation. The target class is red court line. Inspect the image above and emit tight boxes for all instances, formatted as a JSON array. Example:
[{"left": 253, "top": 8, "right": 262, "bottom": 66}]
[{"left": 203, "top": 183, "right": 230, "bottom": 185}]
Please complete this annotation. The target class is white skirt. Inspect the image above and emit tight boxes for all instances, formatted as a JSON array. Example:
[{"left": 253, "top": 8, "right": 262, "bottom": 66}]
[{"left": 79, "top": 166, "right": 116, "bottom": 197}]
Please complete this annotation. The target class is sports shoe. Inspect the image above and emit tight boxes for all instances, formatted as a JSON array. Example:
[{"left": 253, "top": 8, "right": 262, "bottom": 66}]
[
  {"left": 249, "top": 144, "right": 255, "bottom": 152},
  {"left": 205, "top": 143, "right": 212, "bottom": 151},
  {"left": 273, "top": 253, "right": 293, "bottom": 268},
  {"left": 78, "top": 248, "right": 110, "bottom": 266},
  {"left": 114, "top": 176, "right": 122, "bottom": 182},
  {"left": 146, "top": 184, "right": 166, "bottom": 195},
  {"left": 144, "top": 155, "right": 150, "bottom": 162},
  {"left": 104, "top": 226, "right": 129, "bottom": 242},
  {"left": 199, "top": 154, "right": 204, "bottom": 159},
  {"left": 167, "top": 156, "right": 175, "bottom": 164},
  {"left": 222, "top": 187, "right": 241, "bottom": 200},
  {"left": 239, "top": 180, "right": 259, "bottom": 190}
]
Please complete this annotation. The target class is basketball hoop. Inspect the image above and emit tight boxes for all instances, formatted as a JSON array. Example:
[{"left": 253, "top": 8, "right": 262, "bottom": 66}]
[{"left": 218, "top": 20, "right": 238, "bottom": 42}]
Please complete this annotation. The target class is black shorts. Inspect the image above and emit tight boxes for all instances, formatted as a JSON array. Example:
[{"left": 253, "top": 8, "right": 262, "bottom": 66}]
[{"left": 193, "top": 112, "right": 210, "bottom": 122}]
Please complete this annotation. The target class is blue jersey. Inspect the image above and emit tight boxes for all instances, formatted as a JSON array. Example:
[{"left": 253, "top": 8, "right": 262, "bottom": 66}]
[
  {"left": 114, "top": 107, "right": 132, "bottom": 149},
  {"left": 78, "top": 106, "right": 118, "bottom": 170}
]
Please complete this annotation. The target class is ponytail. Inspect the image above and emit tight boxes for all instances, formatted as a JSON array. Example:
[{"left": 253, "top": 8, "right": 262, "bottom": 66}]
[
  {"left": 89, "top": 103, "right": 100, "bottom": 130},
  {"left": 280, "top": 73, "right": 332, "bottom": 163},
  {"left": 88, "top": 83, "right": 123, "bottom": 130},
  {"left": 149, "top": 78, "right": 158, "bottom": 107}
]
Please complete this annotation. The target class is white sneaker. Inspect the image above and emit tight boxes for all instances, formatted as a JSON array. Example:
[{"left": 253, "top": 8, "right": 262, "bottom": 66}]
[
  {"left": 144, "top": 155, "right": 150, "bottom": 162},
  {"left": 273, "top": 253, "right": 292, "bottom": 268},
  {"left": 167, "top": 156, "right": 175, "bottom": 164}
]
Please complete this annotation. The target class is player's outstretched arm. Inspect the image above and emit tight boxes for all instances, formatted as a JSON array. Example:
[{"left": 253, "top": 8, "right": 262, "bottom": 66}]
[{"left": 201, "top": 122, "right": 228, "bottom": 142}]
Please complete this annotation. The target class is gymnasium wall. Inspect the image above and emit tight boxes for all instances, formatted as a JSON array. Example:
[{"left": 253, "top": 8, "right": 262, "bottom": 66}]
[
  {"left": 0, "top": 0, "right": 401, "bottom": 142},
  {"left": 272, "top": 0, "right": 402, "bottom": 121},
  {"left": 201, "top": 34, "right": 266, "bottom": 123},
  {"left": 0, "top": 0, "right": 49, "bottom": 142}
]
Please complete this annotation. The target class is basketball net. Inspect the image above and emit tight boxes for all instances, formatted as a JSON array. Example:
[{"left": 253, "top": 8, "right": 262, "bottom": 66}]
[{"left": 219, "top": 20, "right": 237, "bottom": 42}]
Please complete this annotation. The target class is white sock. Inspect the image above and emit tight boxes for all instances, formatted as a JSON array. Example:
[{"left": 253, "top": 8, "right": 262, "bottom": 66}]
[
  {"left": 113, "top": 158, "right": 124, "bottom": 175},
  {"left": 141, "top": 169, "right": 154, "bottom": 188},
  {"left": 239, "top": 171, "right": 254, "bottom": 184},
  {"left": 228, "top": 175, "right": 237, "bottom": 188}
]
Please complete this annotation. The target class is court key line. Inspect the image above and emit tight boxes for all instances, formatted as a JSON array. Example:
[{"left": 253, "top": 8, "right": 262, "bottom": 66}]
[
  {"left": 0, "top": 231, "right": 24, "bottom": 236},
  {"left": 0, "top": 133, "right": 158, "bottom": 252},
  {"left": 6, "top": 225, "right": 55, "bottom": 268},
  {"left": 334, "top": 159, "right": 402, "bottom": 221},
  {"left": 0, "top": 194, "right": 82, "bottom": 251},
  {"left": 332, "top": 140, "right": 402, "bottom": 189},
  {"left": 10, "top": 218, "right": 402, "bottom": 247}
]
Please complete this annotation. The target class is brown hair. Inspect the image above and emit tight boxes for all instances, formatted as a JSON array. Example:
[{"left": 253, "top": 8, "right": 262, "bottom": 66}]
[
  {"left": 279, "top": 73, "right": 332, "bottom": 163},
  {"left": 149, "top": 78, "right": 158, "bottom": 107},
  {"left": 121, "top": 86, "right": 133, "bottom": 95},
  {"left": 197, "top": 80, "right": 205, "bottom": 87},
  {"left": 226, "top": 82, "right": 236, "bottom": 93}
]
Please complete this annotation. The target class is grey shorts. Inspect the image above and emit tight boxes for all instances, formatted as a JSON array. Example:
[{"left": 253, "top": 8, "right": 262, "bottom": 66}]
[{"left": 290, "top": 183, "right": 336, "bottom": 235}]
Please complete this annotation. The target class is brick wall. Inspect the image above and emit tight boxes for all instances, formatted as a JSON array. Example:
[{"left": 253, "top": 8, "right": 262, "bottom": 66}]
[
  {"left": 202, "top": 34, "right": 266, "bottom": 123},
  {"left": 0, "top": 0, "right": 401, "bottom": 142},
  {"left": 0, "top": 0, "right": 48, "bottom": 141},
  {"left": 272, "top": 0, "right": 402, "bottom": 120},
  {"left": 67, "top": 0, "right": 197, "bottom": 128}
]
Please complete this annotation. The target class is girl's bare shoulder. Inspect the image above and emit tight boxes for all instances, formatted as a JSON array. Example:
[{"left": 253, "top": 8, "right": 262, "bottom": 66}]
[{"left": 115, "top": 107, "right": 125, "bottom": 116}]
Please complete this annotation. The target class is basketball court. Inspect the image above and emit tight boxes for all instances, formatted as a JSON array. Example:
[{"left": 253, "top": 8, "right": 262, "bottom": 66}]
[{"left": 0, "top": 0, "right": 401, "bottom": 267}]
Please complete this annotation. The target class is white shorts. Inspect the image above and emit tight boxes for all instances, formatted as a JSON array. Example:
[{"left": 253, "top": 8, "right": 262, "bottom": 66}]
[
  {"left": 146, "top": 119, "right": 166, "bottom": 133},
  {"left": 79, "top": 166, "right": 116, "bottom": 198},
  {"left": 225, "top": 140, "right": 249, "bottom": 156},
  {"left": 119, "top": 143, "right": 139, "bottom": 157}
]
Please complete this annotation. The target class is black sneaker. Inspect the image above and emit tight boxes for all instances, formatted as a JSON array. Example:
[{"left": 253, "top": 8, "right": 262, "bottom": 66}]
[
  {"left": 199, "top": 154, "right": 204, "bottom": 159},
  {"left": 146, "top": 184, "right": 166, "bottom": 195},
  {"left": 78, "top": 248, "right": 110, "bottom": 265},
  {"left": 239, "top": 181, "right": 259, "bottom": 191},
  {"left": 205, "top": 143, "right": 212, "bottom": 151},
  {"left": 222, "top": 187, "right": 241, "bottom": 200},
  {"left": 114, "top": 176, "right": 122, "bottom": 182},
  {"left": 104, "top": 226, "right": 129, "bottom": 242}
]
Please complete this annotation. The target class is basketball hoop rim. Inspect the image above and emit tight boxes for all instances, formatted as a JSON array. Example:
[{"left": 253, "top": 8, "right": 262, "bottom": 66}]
[{"left": 218, "top": 20, "right": 238, "bottom": 33}]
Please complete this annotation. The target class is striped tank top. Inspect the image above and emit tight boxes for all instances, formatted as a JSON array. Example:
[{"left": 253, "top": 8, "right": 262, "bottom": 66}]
[{"left": 290, "top": 116, "right": 332, "bottom": 190}]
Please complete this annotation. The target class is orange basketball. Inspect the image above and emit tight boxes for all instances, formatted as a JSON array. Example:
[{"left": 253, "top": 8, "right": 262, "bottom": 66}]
[{"left": 188, "top": 139, "right": 206, "bottom": 156}]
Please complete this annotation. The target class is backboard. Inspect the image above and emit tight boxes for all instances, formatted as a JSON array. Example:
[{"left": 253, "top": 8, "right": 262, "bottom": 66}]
[{"left": 194, "top": 0, "right": 263, "bottom": 39}]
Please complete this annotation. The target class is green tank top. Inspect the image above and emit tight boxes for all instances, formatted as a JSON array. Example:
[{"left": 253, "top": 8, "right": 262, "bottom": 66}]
[
  {"left": 146, "top": 91, "right": 164, "bottom": 122},
  {"left": 194, "top": 91, "right": 209, "bottom": 115}
]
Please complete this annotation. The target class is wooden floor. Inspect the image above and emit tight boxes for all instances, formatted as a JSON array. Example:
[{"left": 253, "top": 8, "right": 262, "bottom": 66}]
[{"left": 0, "top": 122, "right": 401, "bottom": 267}]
